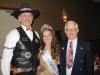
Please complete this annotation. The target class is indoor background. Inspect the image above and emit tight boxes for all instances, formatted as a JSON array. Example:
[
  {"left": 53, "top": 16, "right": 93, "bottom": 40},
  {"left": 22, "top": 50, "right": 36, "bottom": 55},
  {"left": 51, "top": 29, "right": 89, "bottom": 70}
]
[
  {"left": 0, "top": 0, "right": 100, "bottom": 74},
  {"left": 0, "top": 0, "right": 100, "bottom": 40}
]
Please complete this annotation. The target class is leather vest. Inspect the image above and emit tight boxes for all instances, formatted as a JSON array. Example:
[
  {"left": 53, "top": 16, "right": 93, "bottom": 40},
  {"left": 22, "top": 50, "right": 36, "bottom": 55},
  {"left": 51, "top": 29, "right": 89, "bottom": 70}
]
[{"left": 11, "top": 27, "right": 40, "bottom": 72}]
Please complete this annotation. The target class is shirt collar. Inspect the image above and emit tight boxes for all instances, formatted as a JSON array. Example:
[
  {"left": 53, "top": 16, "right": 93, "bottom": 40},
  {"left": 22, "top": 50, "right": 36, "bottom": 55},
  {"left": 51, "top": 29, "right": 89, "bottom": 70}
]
[
  {"left": 21, "top": 25, "right": 31, "bottom": 31},
  {"left": 68, "top": 38, "right": 77, "bottom": 43}
]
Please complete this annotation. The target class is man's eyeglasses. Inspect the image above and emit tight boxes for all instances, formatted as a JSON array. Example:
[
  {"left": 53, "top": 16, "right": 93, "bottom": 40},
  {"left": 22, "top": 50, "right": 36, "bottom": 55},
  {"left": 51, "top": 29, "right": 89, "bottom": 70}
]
[{"left": 65, "top": 28, "right": 77, "bottom": 31}]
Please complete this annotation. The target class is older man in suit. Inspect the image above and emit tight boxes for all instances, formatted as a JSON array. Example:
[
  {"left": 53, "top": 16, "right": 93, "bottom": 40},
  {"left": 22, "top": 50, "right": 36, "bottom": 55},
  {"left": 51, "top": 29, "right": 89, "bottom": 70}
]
[{"left": 60, "top": 21, "right": 94, "bottom": 75}]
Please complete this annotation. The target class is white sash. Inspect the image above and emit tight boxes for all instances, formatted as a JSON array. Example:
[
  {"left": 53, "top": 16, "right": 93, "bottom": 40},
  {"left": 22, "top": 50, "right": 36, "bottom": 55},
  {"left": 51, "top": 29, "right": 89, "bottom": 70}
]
[{"left": 42, "top": 50, "right": 59, "bottom": 75}]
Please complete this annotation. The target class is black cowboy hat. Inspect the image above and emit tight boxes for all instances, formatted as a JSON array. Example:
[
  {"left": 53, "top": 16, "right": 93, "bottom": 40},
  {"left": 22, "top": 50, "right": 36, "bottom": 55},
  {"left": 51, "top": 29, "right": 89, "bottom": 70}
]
[{"left": 11, "top": 3, "right": 40, "bottom": 19}]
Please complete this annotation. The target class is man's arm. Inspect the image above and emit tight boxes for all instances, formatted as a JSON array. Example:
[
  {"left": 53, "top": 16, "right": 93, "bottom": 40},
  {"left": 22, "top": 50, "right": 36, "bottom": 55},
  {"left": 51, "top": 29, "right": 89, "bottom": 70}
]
[{"left": 1, "top": 29, "right": 19, "bottom": 75}]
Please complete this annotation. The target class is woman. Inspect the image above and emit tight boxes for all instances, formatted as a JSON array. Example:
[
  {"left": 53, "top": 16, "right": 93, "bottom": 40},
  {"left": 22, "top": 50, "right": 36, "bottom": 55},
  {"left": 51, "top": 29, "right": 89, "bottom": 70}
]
[{"left": 37, "top": 24, "right": 60, "bottom": 75}]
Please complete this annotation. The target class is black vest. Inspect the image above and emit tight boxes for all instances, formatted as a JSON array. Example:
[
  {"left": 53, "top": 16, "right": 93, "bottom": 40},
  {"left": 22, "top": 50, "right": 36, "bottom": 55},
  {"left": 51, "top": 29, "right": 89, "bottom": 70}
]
[{"left": 11, "top": 27, "right": 40, "bottom": 72}]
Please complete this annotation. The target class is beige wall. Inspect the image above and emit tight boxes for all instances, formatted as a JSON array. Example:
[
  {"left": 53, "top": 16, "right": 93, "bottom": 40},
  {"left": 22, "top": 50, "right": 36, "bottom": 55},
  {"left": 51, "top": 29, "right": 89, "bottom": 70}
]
[
  {"left": 0, "top": 9, "right": 20, "bottom": 56},
  {"left": 0, "top": 58, "right": 2, "bottom": 75}
]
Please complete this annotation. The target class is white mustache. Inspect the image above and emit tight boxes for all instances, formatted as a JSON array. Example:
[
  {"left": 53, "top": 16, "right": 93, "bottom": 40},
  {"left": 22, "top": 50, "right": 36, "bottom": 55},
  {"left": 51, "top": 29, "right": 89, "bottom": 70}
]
[{"left": 25, "top": 19, "right": 31, "bottom": 22}]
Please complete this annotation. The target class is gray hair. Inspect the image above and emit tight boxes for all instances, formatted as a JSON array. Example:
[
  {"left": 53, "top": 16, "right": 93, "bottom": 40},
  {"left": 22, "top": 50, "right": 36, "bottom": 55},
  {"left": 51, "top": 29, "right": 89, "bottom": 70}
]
[{"left": 64, "top": 21, "right": 78, "bottom": 30}]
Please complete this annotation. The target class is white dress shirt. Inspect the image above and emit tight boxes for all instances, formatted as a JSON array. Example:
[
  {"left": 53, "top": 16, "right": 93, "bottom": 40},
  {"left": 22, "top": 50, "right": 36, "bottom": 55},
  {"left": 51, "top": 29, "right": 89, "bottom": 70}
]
[
  {"left": 1, "top": 25, "right": 39, "bottom": 75},
  {"left": 66, "top": 38, "right": 77, "bottom": 75}
]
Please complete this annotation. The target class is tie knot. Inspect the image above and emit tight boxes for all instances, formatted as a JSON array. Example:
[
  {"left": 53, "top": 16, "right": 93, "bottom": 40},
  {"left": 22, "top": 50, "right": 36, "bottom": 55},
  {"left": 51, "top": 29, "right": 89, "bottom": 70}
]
[
  {"left": 26, "top": 28, "right": 32, "bottom": 31},
  {"left": 70, "top": 42, "right": 72, "bottom": 44},
  {"left": 70, "top": 42, "right": 73, "bottom": 47}
]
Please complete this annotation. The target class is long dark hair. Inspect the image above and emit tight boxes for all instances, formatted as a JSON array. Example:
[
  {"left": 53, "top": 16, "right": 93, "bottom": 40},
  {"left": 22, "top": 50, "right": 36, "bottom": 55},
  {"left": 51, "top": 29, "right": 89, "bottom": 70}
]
[{"left": 40, "top": 29, "right": 60, "bottom": 60}]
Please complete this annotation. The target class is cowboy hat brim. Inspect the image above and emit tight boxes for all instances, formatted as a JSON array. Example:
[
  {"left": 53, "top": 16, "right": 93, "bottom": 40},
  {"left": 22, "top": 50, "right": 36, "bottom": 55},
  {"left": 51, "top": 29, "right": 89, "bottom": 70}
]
[{"left": 11, "top": 10, "right": 40, "bottom": 19}]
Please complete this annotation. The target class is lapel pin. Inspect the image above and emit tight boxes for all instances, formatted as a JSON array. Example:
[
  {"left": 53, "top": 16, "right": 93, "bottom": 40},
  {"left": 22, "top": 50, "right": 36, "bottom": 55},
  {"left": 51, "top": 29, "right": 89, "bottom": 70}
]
[{"left": 35, "top": 38, "right": 39, "bottom": 44}]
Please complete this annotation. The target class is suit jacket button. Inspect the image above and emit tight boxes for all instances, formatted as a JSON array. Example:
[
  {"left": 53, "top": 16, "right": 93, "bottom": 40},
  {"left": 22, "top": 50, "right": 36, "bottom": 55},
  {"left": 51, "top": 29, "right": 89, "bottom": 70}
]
[
  {"left": 61, "top": 67, "right": 62, "bottom": 68},
  {"left": 80, "top": 68, "right": 82, "bottom": 70},
  {"left": 62, "top": 47, "right": 64, "bottom": 50},
  {"left": 81, "top": 60, "right": 83, "bottom": 62}
]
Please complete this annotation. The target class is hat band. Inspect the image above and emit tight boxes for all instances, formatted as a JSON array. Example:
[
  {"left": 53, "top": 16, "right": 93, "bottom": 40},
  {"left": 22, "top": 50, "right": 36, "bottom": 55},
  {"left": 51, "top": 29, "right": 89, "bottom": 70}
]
[{"left": 20, "top": 8, "right": 32, "bottom": 11}]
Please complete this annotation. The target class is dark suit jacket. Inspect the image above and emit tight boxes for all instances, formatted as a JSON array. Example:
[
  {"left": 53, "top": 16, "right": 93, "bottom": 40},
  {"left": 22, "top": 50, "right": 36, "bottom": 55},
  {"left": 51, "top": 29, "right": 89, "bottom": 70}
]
[{"left": 60, "top": 39, "right": 94, "bottom": 75}]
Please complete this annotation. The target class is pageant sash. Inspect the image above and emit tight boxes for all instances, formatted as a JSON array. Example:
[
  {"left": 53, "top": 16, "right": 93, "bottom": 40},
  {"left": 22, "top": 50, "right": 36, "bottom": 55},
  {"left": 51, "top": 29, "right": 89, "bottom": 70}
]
[{"left": 42, "top": 50, "right": 59, "bottom": 75}]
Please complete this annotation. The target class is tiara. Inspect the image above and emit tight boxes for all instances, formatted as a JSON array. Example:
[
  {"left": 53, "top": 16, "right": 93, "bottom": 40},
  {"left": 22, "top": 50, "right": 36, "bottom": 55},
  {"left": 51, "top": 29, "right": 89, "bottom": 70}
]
[{"left": 41, "top": 24, "right": 53, "bottom": 32}]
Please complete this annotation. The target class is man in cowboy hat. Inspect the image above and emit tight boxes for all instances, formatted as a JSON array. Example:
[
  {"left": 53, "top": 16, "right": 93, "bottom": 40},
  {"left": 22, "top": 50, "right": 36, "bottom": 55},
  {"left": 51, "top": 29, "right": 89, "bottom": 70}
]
[{"left": 1, "top": 3, "right": 40, "bottom": 75}]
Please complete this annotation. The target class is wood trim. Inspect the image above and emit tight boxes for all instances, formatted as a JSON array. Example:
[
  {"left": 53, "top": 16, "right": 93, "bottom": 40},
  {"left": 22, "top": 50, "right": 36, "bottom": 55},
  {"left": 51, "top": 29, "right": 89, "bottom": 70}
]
[
  {"left": 0, "top": 6, "right": 19, "bottom": 10},
  {"left": 0, "top": 57, "right": 2, "bottom": 58}
]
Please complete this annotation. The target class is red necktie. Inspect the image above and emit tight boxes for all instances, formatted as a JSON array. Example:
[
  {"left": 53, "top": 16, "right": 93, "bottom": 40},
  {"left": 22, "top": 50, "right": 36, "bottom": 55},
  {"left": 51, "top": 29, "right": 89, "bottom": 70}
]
[{"left": 66, "top": 42, "right": 73, "bottom": 69}]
